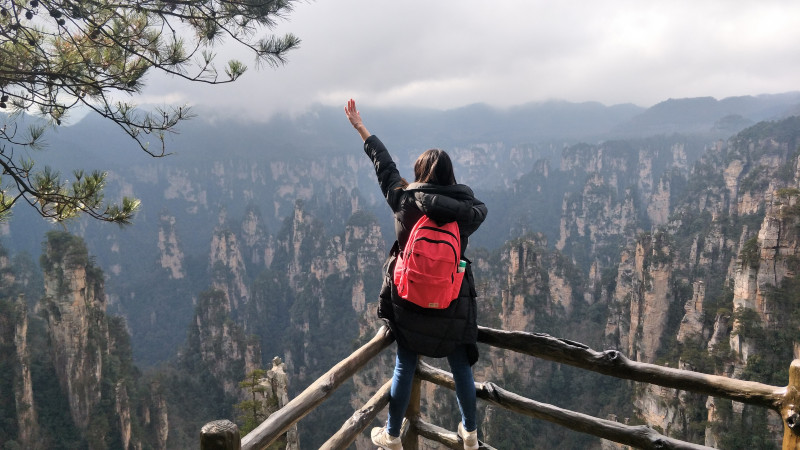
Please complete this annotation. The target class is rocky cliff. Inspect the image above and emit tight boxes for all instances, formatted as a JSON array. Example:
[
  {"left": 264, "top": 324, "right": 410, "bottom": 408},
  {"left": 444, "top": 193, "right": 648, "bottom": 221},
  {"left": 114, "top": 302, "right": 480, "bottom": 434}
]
[
  {"left": 31, "top": 233, "right": 167, "bottom": 449},
  {"left": 255, "top": 357, "right": 300, "bottom": 449},
  {"left": 190, "top": 288, "right": 260, "bottom": 398},
  {"left": 12, "top": 297, "right": 40, "bottom": 449},
  {"left": 605, "top": 232, "right": 675, "bottom": 364},
  {"left": 599, "top": 117, "right": 800, "bottom": 446},
  {"left": 38, "top": 232, "right": 112, "bottom": 432},
  {"left": 158, "top": 213, "right": 185, "bottom": 280},
  {"left": 0, "top": 247, "right": 41, "bottom": 449}
]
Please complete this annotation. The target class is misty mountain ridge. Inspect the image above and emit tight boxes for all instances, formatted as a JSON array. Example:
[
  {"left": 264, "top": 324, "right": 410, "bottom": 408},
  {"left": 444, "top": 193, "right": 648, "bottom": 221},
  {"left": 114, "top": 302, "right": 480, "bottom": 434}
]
[
  {"left": 28, "top": 91, "right": 799, "bottom": 170},
  {"left": 182, "top": 91, "right": 799, "bottom": 150},
  {"left": 613, "top": 92, "right": 800, "bottom": 136}
]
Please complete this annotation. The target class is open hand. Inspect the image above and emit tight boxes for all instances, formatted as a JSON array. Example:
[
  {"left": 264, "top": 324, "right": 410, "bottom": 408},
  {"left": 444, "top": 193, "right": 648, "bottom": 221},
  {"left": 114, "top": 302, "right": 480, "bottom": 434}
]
[
  {"left": 345, "top": 99, "right": 371, "bottom": 141},
  {"left": 344, "top": 99, "right": 363, "bottom": 128}
]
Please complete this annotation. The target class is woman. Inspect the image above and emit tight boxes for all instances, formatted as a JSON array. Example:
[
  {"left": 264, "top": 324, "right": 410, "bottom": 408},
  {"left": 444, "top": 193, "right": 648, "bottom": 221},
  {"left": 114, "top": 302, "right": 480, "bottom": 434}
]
[{"left": 345, "top": 99, "right": 487, "bottom": 450}]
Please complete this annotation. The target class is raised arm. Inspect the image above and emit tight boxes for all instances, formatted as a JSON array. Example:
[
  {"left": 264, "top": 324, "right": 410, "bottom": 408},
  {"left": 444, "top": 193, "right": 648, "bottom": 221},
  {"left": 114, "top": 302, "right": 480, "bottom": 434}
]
[{"left": 345, "top": 99, "right": 371, "bottom": 141}]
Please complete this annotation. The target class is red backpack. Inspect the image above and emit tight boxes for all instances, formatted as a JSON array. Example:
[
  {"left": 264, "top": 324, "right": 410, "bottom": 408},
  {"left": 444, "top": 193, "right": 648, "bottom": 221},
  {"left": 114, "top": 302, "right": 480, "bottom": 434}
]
[{"left": 393, "top": 215, "right": 465, "bottom": 309}]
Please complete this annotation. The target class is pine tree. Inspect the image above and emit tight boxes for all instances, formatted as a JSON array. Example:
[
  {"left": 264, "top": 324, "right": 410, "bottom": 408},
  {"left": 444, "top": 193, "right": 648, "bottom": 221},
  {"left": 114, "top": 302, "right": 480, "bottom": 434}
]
[
  {"left": 0, "top": 0, "right": 300, "bottom": 223},
  {"left": 236, "top": 368, "right": 268, "bottom": 435}
]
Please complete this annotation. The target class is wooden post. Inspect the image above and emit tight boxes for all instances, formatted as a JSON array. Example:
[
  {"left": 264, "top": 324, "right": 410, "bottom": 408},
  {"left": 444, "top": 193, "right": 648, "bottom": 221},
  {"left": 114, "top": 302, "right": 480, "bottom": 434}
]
[
  {"left": 402, "top": 357, "right": 422, "bottom": 449},
  {"left": 782, "top": 360, "right": 800, "bottom": 450},
  {"left": 200, "top": 420, "right": 240, "bottom": 450}
]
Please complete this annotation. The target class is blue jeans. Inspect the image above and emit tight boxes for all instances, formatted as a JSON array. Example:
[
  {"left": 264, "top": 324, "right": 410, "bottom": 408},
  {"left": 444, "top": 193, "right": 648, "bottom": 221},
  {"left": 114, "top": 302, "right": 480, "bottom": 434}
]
[{"left": 386, "top": 344, "right": 477, "bottom": 436}]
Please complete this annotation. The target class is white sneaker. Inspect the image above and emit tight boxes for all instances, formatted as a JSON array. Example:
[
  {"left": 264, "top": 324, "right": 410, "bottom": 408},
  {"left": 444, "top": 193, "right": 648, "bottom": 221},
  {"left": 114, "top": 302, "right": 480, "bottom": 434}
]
[
  {"left": 458, "top": 422, "right": 479, "bottom": 450},
  {"left": 371, "top": 426, "right": 402, "bottom": 450}
]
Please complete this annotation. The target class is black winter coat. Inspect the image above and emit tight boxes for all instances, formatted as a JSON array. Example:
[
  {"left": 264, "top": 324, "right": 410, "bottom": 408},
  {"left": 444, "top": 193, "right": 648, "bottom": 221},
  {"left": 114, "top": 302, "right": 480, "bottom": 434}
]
[{"left": 364, "top": 135, "right": 488, "bottom": 365}]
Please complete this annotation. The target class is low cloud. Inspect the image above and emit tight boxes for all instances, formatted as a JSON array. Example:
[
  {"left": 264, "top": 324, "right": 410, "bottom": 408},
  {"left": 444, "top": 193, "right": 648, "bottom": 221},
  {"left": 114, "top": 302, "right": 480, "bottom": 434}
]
[{"left": 141, "top": 0, "right": 800, "bottom": 121}]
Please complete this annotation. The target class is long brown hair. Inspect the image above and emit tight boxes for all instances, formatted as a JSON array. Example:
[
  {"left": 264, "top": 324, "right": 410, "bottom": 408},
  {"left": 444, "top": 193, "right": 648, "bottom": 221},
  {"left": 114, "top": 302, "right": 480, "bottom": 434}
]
[{"left": 414, "top": 149, "right": 456, "bottom": 186}]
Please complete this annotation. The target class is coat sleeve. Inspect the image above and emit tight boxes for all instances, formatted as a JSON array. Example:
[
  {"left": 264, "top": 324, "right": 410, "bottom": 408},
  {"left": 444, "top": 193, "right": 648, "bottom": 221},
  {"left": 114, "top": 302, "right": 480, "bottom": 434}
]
[
  {"left": 364, "top": 135, "right": 406, "bottom": 212},
  {"left": 459, "top": 196, "right": 487, "bottom": 236},
  {"left": 414, "top": 190, "right": 487, "bottom": 236}
]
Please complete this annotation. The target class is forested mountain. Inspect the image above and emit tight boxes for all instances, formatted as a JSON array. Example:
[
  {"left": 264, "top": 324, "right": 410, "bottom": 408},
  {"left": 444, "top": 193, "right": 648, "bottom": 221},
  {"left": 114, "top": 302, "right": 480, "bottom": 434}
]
[{"left": 1, "top": 93, "right": 799, "bottom": 449}]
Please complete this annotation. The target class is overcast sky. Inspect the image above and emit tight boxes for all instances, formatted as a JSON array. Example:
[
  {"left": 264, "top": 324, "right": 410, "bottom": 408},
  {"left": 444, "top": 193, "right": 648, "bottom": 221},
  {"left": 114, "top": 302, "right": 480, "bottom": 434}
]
[{"left": 140, "top": 0, "right": 800, "bottom": 121}]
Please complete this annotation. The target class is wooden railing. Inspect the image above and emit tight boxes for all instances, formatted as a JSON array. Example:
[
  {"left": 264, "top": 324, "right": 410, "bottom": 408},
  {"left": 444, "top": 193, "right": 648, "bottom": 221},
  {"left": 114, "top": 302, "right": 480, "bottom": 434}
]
[{"left": 200, "top": 326, "right": 800, "bottom": 450}]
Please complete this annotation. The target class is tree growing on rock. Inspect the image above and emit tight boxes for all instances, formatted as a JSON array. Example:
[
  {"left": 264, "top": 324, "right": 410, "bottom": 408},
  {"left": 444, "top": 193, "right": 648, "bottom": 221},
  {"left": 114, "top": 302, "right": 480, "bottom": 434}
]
[
  {"left": 236, "top": 368, "right": 269, "bottom": 435},
  {"left": 0, "top": 0, "right": 300, "bottom": 223}
]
